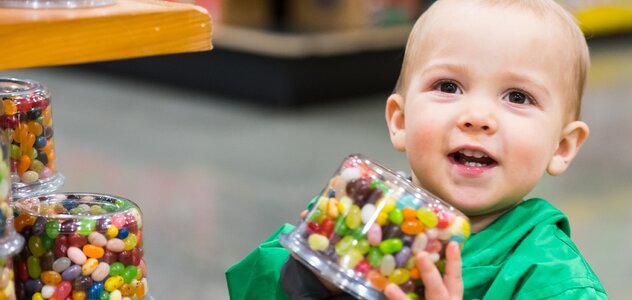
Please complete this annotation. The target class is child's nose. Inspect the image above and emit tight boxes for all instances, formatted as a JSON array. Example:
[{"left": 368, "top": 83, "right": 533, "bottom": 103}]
[{"left": 457, "top": 107, "right": 497, "bottom": 134}]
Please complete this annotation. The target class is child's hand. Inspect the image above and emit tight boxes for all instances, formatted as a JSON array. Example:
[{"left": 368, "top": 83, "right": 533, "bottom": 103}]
[{"left": 384, "top": 242, "right": 463, "bottom": 300}]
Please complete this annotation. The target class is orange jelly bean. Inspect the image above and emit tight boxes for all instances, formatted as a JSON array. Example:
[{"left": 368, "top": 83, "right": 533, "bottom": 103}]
[
  {"left": 367, "top": 270, "right": 388, "bottom": 291},
  {"left": 41, "top": 271, "right": 62, "bottom": 286},
  {"left": 28, "top": 121, "right": 43, "bottom": 136},
  {"left": 120, "top": 284, "right": 135, "bottom": 297},
  {"left": 135, "top": 281, "right": 146, "bottom": 298},
  {"left": 17, "top": 155, "right": 31, "bottom": 175},
  {"left": 401, "top": 220, "right": 424, "bottom": 235},
  {"left": 82, "top": 244, "right": 104, "bottom": 259},
  {"left": 402, "top": 207, "right": 417, "bottom": 221},
  {"left": 3, "top": 99, "right": 17, "bottom": 115},
  {"left": 14, "top": 214, "right": 37, "bottom": 232},
  {"left": 409, "top": 267, "right": 420, "bottom": 280},
  {"left": 72, "top": 291, "right": 86, "bottom": 300}
]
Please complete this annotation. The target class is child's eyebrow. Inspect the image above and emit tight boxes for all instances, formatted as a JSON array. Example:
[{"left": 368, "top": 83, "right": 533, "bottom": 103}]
[
  {"left": 420, "top": 62, "right": 471, "bottom": 77},
  {"left": 502, "top": 70, "right": 551, "bottom": 99}
]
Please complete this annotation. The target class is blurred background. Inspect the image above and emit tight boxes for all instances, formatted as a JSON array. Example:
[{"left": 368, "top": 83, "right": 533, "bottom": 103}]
[{"left": 2, "top": 0, "right": 632, "bottom": 298}]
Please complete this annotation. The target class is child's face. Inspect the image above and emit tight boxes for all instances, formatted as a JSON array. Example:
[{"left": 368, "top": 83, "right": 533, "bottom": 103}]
[{"left": 386, "top": 3, "right": 588, "bottom": 217}]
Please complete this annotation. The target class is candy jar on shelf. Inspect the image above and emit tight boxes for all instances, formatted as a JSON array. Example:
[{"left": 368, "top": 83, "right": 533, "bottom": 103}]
[
  {"left": 0, "top": 77, "right": 64, "bottom": 199},
  {"left": 12, "top": 193, "right": 149, "bottom": 299}
]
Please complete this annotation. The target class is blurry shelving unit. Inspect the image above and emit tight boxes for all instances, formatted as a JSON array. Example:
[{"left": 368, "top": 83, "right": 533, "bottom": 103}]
[
  {"left": 574, "top": 4, "right": 632, "bottom": 37},
  {"left": 0, "top": 0, "right": 212, "bottom": 70}
]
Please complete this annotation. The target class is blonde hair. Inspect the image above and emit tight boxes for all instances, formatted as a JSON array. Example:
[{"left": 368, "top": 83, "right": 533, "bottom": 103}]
[{"left": 394, "top": 0, "right": 590, "bottom": 120}]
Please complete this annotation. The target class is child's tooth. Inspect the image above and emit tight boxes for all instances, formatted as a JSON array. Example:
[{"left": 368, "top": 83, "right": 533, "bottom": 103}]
[
  {"left": 473, "top": 152, "right": 484, "bottom": 158},
  {"left": 462, "top": 149, "right": 474, "bottom": 156}
]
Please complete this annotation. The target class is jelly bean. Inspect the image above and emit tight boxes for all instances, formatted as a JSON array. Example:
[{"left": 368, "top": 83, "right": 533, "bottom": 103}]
[
  {"left": 81, "top": 258, "right": 99, "bottom": 276},
  {"left": 17, "top": 261, "right": 29, "bottom": 282},
  {"left": 317, "top": 196, "right": 328, "bottom": 212},
  {"left": 140, "top": 278, "right": 148, "bottom": 297},
  {"left": 45, "top": 220, "right": 60, "bottom": 239},
  {"left": 24, "top": 279, "right": 43, "bottom": 296},
  {"left": 116, "top": 228, "right": 129, "bottom": 240},
  {"left": 333, "top": 217, "right": 349, "bottom": 236},
  {"left": 41, "top": 271, "right": 62, "bottom": 286},
  {"left": 406, "top": 255, "right": 416, "bottom": 270},
  {"left": 354, "top": 239, "right": 371, "bottom": 255},
  {"left": 73, "top": 276, "right": 92, "bottom": 291},
  {"left": 32, "top": 292, "right": 45, "bottom": 300},
  {"left": 87, "top": 232, "right": 107, "bottom": 247},
  {"left": 379, "top": 254, "right": 396, "bottom": 276},
  {"left": 383, "top": 223, "right": 401, "bottom": 240},
  {"left": 27, "top": 256, "right": 41, "bottom": 279},
  {"left": 320, "top": 218, "right": 334, "bottom": 238},
  {"left": 72, "top": 290, "right": 86, "bottom": 300},
  {"left": 14, "top": 214, "right": 37, "bottom": 232},
  {"left": 53, "top": 281, "right": 72, "bottom": 299},
  {"left": 106, "top": 227, "right": 119, "bottom": 239},
  {"left": 77, "top": 219, "right": 96, "bottom": 236},
  {"left": 409, "top": 267, "right": 420, "bottom": 280},
  {"left": 401, "top": 220, "right": 424, "bottom": 235},
  {"left": 340, "top": 167, "right": 361, "bottom": 182},
  {"left": 402, "top": 207, "right": 417, "bottom": 221},
  {"left": 367, "top": 270, "right": 388, "bottom": 291},
  {"left": 425, "top": 239, "right": 442, "bottom": 253},
  {"left": 83, "top": 244, "right": 105, "bottom": 259},
  {"left": 395, "top": 246, "right": 411, "bottom": 267},
  {"left": 370, "top": 180, "right": 390, "bottom": 194},
  {"left": 360, "top": 203, "right": 376, "bottom": 224},
  {"left": 338, "top": 249, "right": 363, "bottom": 269},
  {"left": 87, "top": 282, "right": 104, "bottom": 299},
  {"left": 416, "top": 208, "right": 438, "bottom": 228},
  {"left": 345, "top": 205, "right": 361, "bottom": 229},
  {"left": 28, "top": 236, "right": 46, "bottom": 257},
  {"left": 389, "top": 268, "right": 410, "bottom": 285},
  {"left": 437, "top": 228, "right": 452, "bottom": 240},
  {"left": 379, "top": 239, "right": 403, "bottom": 254},
  {"left": 41, "top": 235, "right": 54, "bottom": 251},
  {"left": 307, "top": 222, "right": 321, "bottom": 235},
  {"left": 367, "top": 223, "right": 382, "bottom": 246},
  {"left": 61, "top": 265, "right": 81, "bottom": 281},
  {"left": 111, "top": 214, "right": 125, "bottom": 230},
  {"left": 339, "top": 196, "right": 352, "bottom": 214},
  {"left": 120, "top": 283, "right": 135, "bottom": 297},
  {"left": 41, "top": 285, "right": 55, "bottom": 298},
  {"left": 109, "top": 290, "right": 122, "bottom": 300},
  {"left": 108, "top": 263, "right": 124, "bottom": 277},
  {"left": 119, "top": 248, "right": 140, "bottom": 266},
  {"left": 67, "top": 247, "right": 87, "bottom": 265},
  {"left": 367, "top": 247, "right": 383, "bottom": 267},
  {"left": 411, "top": 233, "right": 428, "bottom": 254},
  {"left": 68, "top": 233, "right": 88, "bottom": 248},
  {"left": 426, "top": 228, "right": 439, "bottom": 239},
  {"left": 102, "top": 250, "right": 118, "bottom": 264},
  {"left": 375, "top": 211, "right": 389, "bottom": 225},
  {"left": 389, "top": 209, "right": 404, "bottom": 224},
  {"left": 105, "top": 239, "right": 125, "bottom": 253},
  {"left": 52, "top": 257, "right": 71, "bottom": 273},
  {"left": 327, "top": 198, "right": 339, "bottom": 218},
  {"left": 354, "top": 260, "right": 371, "bottom": 276},
  {"left": 396, "top": 194, "right": 419, "bottom": 210},
  {"left": 21, "top": 170, "right": 38, "bottom": 182},
  {"left": 307, "top": 234, "right": 329, "bottom": 251},
  {"left": 91, "top": 263, "right": 110, "bottom": 282},
  {"left": 434, "top": 209, "right": 451, "bottom": 229},
  {"left": 104, "top": 276, "right": 123, "bottom": 292},
  {"left": 335, "top": 236, "right": 356, "bottom": 256}
]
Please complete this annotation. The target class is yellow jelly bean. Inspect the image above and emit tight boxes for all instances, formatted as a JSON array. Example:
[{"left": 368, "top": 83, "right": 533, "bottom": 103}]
[
  {"left": 376, "top": 212, "right": 389, "bottom": 226},
  {"left": 307, "top": 234, "right": 329, "bottom": 251},
  {"left": 81, "top": 258, "right": 99, "bottom": 276},
  {"left": 3, "top": 100, "right": 16, "bottom": 115},
  {"left": 40, "top": 271, "right": 62, "bottom": 286},
  {"left": 32, "top": 293, "right": 44, "bottom": 300},
  {"left": 388, "top": 268, "right": 410, "bottom": 285},
  {"left": 105, "top": 276, "right": 124, "bottom": 292},
  {"left": 317, "top": 196, "right": 328, "bottom": 212},
  {"left": 123, "top": 233, "right": 138, "bottom": 251},
  {"left": 345, "top": 205, "right": 361, "bottom": 229},
  {"left": 327, "top": 198, "right": 339, "bottom": 218},
  {"left": 417, "top": 208, "right": 438, "bottom": 228},
  {"left": 106, "top": 226, "right": 119, "bottom": 239},
  {"left": 339, "top": 196, "right": 352, "bottom": 214},
  {"left": 382, "top": 197, "right": 396, "bottom": 213}
]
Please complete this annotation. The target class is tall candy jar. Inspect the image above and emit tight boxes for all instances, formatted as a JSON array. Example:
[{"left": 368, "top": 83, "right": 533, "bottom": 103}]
[
  {"left": 12, "top": 193, "right": 148, "bottom": 299},
  {"left": 0, "top": 121, "right": 25, "bottom": 300},
  {"left": 0, "top": 78, "right": 64, "bottom": 199}
]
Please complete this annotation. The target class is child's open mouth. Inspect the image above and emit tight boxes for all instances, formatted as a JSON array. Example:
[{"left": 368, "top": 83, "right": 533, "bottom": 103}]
[{"left": 449, "top": 149, "right": 498, "bottom": 168}]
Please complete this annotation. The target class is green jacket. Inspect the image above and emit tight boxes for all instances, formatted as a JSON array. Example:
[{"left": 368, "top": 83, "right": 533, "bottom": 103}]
[{"left": 226, "top": 198, "right": 607, "bottom": 299}]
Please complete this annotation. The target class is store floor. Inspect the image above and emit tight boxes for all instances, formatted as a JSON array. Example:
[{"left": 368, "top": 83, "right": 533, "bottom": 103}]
[{"left": 3, "top": 36, "right": 631, "bottom": 299}]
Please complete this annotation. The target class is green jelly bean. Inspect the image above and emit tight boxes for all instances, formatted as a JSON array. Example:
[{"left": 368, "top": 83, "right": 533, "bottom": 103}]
[
  {"left": 379, "top": 238, "right": 403, "bottom": 254},
  {"left": 350, "top": 228, "right": 366, "bottom": 240},
  {"left": 307, "top": 209, "right": 322, "bottom": 222},
  {"left": 407, "top": 293, "right": 420, "bottom": 300},
  {"left": 354, "top": 239, "right": 370, "bottom": 255},
  {"left": 389, "top": 209, "right": 404, "bottom": 224},
  {"left": 335, "top": 236, "right": 357, "bottom": 256},
  {"left": 45, "top": 220, "right": 60, "bottom": 239},
  {"left": 122, "top": 265, "right": 138, "bottom": 283},
  {"left": 27, "top": 256, "right": 41, "bottom": 279},
  {"left": 338, "top": 249, "right": 363, "bottom": 269},
  {"left": 28, "top": 236, "right": 46, "bottom": 257},
  {"left": 370, "top": 180, "right": 390, "bottom": 194},
  {"left": 77, "top": 219, "right": 96, "bottom": 236},
  {"left": 10, "top": 144, "right": 21, "bottom": 160},
  {"left": 109, "top": 262, "right": 125, "bottom": 276},
  {"left": 436, "top": 259, "right": 446, "bottom": 274},
  {"left": 345, "top": 205, "right": 361, "bottom": 229},
  {"left": 368, "top": 247, "right": 383, "bottom": 267},
  {"left": 41, "top": 234, "right": 54, "bottom": 250},
  {"left": 99, "top": 291, "right": 110, "bottom": 300},
  {"left": 334, "top": 216, "right": 350, "bottom": 236}
]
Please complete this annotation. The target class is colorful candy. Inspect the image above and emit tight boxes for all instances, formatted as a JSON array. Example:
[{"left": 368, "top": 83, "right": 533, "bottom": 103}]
[
  {"left": 282, "top": 155, "right": 470, "bottom": 299},
  {"left": 0, "top": 78, "right": 63, "bottom": 198},
  {"left": 12, "top": 193, "right": 147, "bottom": 299}
]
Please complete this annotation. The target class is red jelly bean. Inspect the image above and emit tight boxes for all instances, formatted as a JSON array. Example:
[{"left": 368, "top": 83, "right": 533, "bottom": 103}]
[
  {"left": 54, "top": 236, "right": 69, "bottom": 257},
  {"left": 68, "top": 233, "right": 87, "bottom": 248},
  {"left": 354, "top": 260, "right": 371, "bottom": 276},
  {"left": 434, "top": 208, "right": 450, "bottom": 229},
  {"left": 102, "top": 250, "right": 119, "bottom": 264},
  {"left": 18, "top": 260, "right": 29, "bottom": 282},
  {"left": 307, "top": 222, "right": 321, "bottom": 234},
  {"left": 320, "top": 218, "right": 335, "bottom": 238}
]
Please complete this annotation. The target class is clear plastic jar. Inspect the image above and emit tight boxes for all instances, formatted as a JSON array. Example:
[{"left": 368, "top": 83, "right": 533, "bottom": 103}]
[
  {"left": 12, "top": 193, "right": 148, "bottom": 299},
  {"left": 0, "top": 78, "right": 64, "bottom": 199},
  {"left": 0, "top": 0, "right": 115, "bottom": 8},
  {"left": 0, "top": 128, "right": 25, "bottom": 259},
  {"left": 0, "top": 256, "right": 16, "bottom": 300},
  {"left": 280, "top": 154, "right": 471, "bottom": 300}
]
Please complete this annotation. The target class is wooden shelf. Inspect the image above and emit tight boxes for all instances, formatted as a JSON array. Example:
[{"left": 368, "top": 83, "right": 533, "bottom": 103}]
[
  {"left": 0, "top": 0, "right": 212, "bottom": 70},
  {"left": 576, "top": 5, "right": 632, "bottom": 37}
]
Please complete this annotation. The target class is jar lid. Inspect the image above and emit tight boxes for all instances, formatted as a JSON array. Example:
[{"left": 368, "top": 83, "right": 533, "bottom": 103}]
[{"left": 0, "top": 77, "right": 47, "bottom": 97}]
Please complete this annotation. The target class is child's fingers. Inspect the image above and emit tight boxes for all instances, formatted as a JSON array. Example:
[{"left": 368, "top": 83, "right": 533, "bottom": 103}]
[
  {"left": 416, "top": 251, "right": 448, "bottom": 299},
  {"left": 384, "top": 283, "right": 410, "bottom": 300},
  {"left": 443, "top": 242, "right": 463, "bottom": 296},
  {"left": 300, "top": 210, "right": 308, "bottom": 220}
]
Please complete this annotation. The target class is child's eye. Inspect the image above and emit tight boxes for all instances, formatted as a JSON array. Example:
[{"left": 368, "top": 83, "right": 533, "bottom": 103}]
[
  {"left": 503, "top": 91, "right": 535, "bottom": 105},
  {"left": 435, "top": 81, "right": 462, "bottom": 94}
]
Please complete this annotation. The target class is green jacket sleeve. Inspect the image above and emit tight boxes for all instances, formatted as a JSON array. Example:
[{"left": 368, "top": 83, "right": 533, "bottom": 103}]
[{"left": 226, "top": 223, "right": 295, "bottom": 300}]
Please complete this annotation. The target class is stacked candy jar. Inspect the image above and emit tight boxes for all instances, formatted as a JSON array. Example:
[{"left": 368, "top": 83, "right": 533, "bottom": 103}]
[
  {"left": 0, "top": 78, "right": 64, "bottom": 199},
  {"left": 0, "top": 121, "right": 26, "bottom": 300},
  {"left": 280, "top": 154, "right": 471, "bottom": 300},
  {"left": 12, "top": 193, "right": 148, "bottom": 300}
]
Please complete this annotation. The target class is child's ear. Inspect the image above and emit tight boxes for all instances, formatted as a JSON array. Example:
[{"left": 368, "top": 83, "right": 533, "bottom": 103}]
[
  {"left": 547, "top": 121, "right": 589, "bottom": 176},
  {"left": 385, "top": 94, "right": 406, "bottom": 152}
]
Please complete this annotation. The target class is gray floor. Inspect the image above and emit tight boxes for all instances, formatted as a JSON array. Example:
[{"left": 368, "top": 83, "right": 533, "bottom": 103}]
[{"left": 2, "top": 37, "right": 631, "bottom": 299}]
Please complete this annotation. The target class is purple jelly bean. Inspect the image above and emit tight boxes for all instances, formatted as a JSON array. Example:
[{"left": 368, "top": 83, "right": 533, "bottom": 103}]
[
  {"left": 395, "top": 246, "right": 411, "bottom": 267},
  {"left": 401, "top": 234, "right": 414, "bottom": 246},
  {"left": 61, "top": 265, "right": 81, "bottom": 280},
  {"left": 24, "top": 279, "right": 43, "bottom": 296},
  {"left": 32, "top": 217, "right": 47, "bottom": 235}
]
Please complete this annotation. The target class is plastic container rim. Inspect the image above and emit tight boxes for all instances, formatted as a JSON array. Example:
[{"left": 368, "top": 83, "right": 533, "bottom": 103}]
[{"left": 13, "top": 192, "right": 142, "bottom": 220}]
